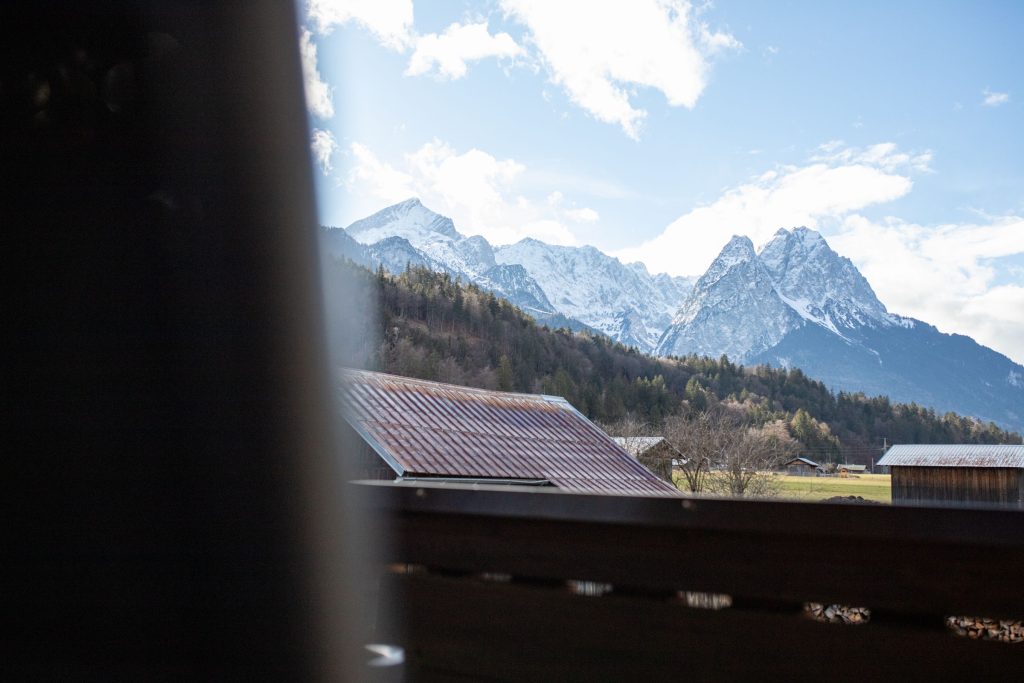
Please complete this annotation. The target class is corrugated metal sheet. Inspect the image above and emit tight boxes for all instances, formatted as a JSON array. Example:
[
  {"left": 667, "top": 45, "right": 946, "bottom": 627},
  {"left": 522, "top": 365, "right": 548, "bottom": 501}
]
[
  {"left": 340, "top": 368, "right": 680, "bottom": 496},
  {"left": 878, "top": 444, "right": 1024, "bottom": 468}
]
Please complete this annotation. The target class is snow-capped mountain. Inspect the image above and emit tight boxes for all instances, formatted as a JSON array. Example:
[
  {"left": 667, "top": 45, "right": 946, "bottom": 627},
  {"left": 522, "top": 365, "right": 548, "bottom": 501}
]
[
  {"left": 494, "top": 239, "right": 694, "bottom": 350},
  {"left": 656, "top": 236, "right": 803, "bottom": 361},
  {"left": 656, "top": 228, "right": 905, "bottom": 359},
  {"left": 758, "top": 227, "right": 896, "bottom": 332},
  {"left": 324, "top": 198, "right": 692, "bottom": 343},
  {"left": 324, "top": 199, "right": 557, "bottom": 317},
  {"left": 657, "top": 228, "right": 1024, "bottom": 431}
]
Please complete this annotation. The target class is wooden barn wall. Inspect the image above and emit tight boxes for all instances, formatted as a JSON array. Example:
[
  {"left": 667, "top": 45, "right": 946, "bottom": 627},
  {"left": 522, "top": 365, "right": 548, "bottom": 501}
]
[
  {"left": 891, "top": 466, "right": 1023, "bottom": 507},
  {"left": 637, "top": 444, "right": 674, "bottom": 484}
]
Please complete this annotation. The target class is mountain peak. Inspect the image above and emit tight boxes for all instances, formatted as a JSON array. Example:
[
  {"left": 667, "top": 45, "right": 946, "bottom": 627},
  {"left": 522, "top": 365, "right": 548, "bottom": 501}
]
[
  {"left": 698, "top": 234, "right": 757, "bottom": 285},
  {"left": 345, "top": 198, "right": 460, "bottom": 245},
  {"left": 759, "top": 226, "right": 891, "bottom": 331},
  {"left": 724, "top": 234, "right": 756, "bottom": 252}
]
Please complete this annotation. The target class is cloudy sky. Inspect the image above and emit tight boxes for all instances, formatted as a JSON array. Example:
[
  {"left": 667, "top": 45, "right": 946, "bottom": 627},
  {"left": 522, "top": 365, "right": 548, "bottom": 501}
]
[{"left": 300, "top": 0, "right": 1024, "bottom": 364}]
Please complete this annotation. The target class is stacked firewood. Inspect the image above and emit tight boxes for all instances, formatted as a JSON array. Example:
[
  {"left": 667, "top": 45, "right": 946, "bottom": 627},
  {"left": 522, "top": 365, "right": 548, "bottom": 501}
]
[
  {"left": 804, "top": 603, "right": 870, "bottom": 625},
  {"left": 946, "top": 616, "right": 1024, "bottom": 643}
]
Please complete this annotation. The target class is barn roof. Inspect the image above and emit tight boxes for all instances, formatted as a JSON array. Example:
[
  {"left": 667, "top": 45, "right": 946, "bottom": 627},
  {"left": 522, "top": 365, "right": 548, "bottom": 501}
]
[
  {"left": 340, "top": 368, "right": 680, "bottom": 496},
  {"left": 784, "top": 457, "right": 820, "bottom": 468},
  {"left": 878, "top": 444, "right": 1024, "bottom": 469}
]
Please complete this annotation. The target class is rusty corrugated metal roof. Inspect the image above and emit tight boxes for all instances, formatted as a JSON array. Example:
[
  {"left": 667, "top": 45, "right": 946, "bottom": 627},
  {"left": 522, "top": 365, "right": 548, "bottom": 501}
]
[
  {"left": 340, "top": 368, "right": 680, "bottom": 496},
  {"left": 878, "top": 444, "right": 1024, "bottom": 468}
]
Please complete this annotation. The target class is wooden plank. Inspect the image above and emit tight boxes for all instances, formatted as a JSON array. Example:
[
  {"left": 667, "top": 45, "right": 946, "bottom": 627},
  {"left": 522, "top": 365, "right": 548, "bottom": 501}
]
[
  {"left": 380, "top": 573, "right": 1024, "bottom": 682},
  {"left": 360, "top": 483, "right": 1024, "bottom": 619}
]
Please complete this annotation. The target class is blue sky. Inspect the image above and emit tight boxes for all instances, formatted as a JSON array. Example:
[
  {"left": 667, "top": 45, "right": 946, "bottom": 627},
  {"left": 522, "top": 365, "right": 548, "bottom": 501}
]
[{"left": 299, "top": 0, "right": 1024, "bottom": 363}]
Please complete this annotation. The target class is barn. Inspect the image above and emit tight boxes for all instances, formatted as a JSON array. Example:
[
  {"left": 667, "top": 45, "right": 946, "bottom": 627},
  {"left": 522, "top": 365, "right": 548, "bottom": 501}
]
[
  {"left": 877, "top": 444, "right": 1024, "bottom": 508},
  {"left": 611, "top": 436, "right": 681, "bottom": 484},
  {"left": 838, "top": 464, "right": 867, "bottom": 478},
  {"left": 781, "top": 457, "right": 821, "bottom": 476},
  {"left": 340, "top": 368, "right": 680, "bottom": 496}
]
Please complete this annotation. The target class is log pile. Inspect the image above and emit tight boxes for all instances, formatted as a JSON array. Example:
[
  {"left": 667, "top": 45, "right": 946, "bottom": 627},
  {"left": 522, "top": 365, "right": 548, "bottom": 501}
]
[
  {"left": 804, "top": 603, "right": 870, "bottom": 625},
  {"left": 945, "top": 616, "right": 1024, "bottom": 643}
]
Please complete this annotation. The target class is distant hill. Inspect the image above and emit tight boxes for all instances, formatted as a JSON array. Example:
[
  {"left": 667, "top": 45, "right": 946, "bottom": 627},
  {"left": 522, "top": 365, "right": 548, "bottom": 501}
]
[{"left": 321, "top": 257, "right": 1022, "bottom": 466}]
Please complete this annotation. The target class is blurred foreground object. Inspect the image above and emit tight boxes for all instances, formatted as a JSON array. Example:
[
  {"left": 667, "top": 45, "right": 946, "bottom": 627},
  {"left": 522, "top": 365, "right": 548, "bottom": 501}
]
[{"left": 4, "top": 2, "right": 372, "bottom": 679}]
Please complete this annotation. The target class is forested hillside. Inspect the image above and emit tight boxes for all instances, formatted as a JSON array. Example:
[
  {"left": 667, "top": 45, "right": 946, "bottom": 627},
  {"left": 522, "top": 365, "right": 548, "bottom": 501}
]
[{"left": 325, "top": 258, "right": 1021, "bottom": 465}]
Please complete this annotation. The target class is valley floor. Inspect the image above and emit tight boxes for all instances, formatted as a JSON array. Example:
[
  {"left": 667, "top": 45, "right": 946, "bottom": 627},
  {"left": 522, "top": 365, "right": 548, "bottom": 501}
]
[{"left": 774, "top": 473, "right": 892, "bottom": 504}]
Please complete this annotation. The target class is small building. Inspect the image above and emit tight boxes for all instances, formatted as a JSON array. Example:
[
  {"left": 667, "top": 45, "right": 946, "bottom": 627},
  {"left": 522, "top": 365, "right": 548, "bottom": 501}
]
[
  {"left": 877, "top": 444, "right": 1024, "bottom": 508},
  {"left": 782, "top": 457, "right": 821, "bottom": 476},
  {"left": 340, "top": 368, "right": 680, "bottom": 496},
  {"left": 838, "top": 464, "right": 867, "bottom": 478},
  {"left": 611, "top": 436, "right": 681, "bottom": 484}
]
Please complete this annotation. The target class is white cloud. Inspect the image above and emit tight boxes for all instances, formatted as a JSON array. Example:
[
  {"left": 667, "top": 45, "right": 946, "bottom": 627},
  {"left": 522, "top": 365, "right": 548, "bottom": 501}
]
[
  {"left": 299, "top": 30, "right": 334, "bottom": 119},
  {"left": 345, "top": 139, "right": 581, "bottom": 245},
  {"left": 566, "top": 207, "right": 600, "bottom": 223},
  {"left": 614, "top": 142, "right": 922, "bottom": 276},
  {"left": 307, "top": 0, "right": 414, "bottom": 48},
  {"left": 500, "top": 0, "right": 740, "bottom": 139},
  {"left": 699, "top": 22, "right": 742, "bottom": 54},
  {"left": 982, "top": 88, "right": 1010, "bottom": 107},
  {"left": 406, "top": 21, "right": 523, "bottom": 80},
  {"left": 348, "top": 142, "right": 416, "bottom": 198},
  {"left": 830, "top": 215, "right": 1024, "bottom": 364},
  {"left": 311, "top": 129, "right": 339, "bottom": 174},
  {"left": 812, "top": 141, "right": 933, "bottom": 173}
]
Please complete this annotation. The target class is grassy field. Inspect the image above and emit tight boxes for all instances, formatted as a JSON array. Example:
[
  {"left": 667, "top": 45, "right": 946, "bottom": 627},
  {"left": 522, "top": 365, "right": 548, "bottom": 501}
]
[{"left": 775, "top": 473, "right": 891, "bottom": 503}]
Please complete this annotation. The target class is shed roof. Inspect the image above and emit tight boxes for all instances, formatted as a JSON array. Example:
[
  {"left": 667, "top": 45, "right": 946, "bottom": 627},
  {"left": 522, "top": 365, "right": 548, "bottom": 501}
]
[
  {"left": 340, "top": 369, "right": 680, "bottom": 496},
  {"left": 784, "top": 457, "right": 820, "bottom": 468},
  {"left": 878, "top": 444, "right": 1024, "bottom": 469},
  {"left": 839, "top": 464, "right": 867, "bottom": 472},
  {"left": 612, "top": 436, "right": 669, "bottom": 457}
]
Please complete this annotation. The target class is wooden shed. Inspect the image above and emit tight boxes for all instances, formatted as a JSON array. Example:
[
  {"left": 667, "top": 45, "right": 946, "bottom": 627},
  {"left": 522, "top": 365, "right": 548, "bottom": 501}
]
[
  {"left": 838, "top": 464, "right": 867, "bottom": 478},
  {"left": 781, "top": 457, "right": 821, "bottom": 476},
  {"left": 612, "top": 436, "right": 681, "bottom": 485},
  {"left": 877, "top": 445, "right": 1024, "bottom": 508}
]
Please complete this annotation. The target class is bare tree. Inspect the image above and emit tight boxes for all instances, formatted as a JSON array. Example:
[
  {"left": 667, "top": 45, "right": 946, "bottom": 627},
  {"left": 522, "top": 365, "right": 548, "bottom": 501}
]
[
  {"left": 665, "top": 408, "right": 795, "bottom": 497},
  {"left": 663, "top": 411, "right": 721, "bottom": 495}
]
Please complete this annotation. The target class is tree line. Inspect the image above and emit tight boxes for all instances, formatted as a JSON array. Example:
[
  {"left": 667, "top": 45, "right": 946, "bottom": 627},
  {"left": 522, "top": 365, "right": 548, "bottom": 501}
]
[{"left": 324, "top": 258, "right": 1022, "bottom": 467}]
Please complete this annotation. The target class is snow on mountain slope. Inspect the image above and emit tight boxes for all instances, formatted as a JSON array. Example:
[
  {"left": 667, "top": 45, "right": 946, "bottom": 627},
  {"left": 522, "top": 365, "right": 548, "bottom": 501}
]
[
  {"left": 334, "top": 199, "right": 561, "bottom": 319},
  {"left": 658, "top": 228, "right": 909, "bottom": 361},
  {"left": 478, "top": 263, "right": 556, "bottom": 316},
  {"left": 759, "top": 227, "right": 899, "bottom": 332},
  {"left": 494, "top": 238, "right": 693, "bottom": 350},
  {"left": 346, "top": 198, "right": 460, "bottom": 245}
]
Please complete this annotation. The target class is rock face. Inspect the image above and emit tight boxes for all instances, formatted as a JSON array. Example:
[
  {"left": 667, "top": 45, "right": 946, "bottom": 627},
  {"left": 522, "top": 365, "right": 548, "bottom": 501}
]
[{"left": 656, "top": 236, "right": 802, "bottom": 361}]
